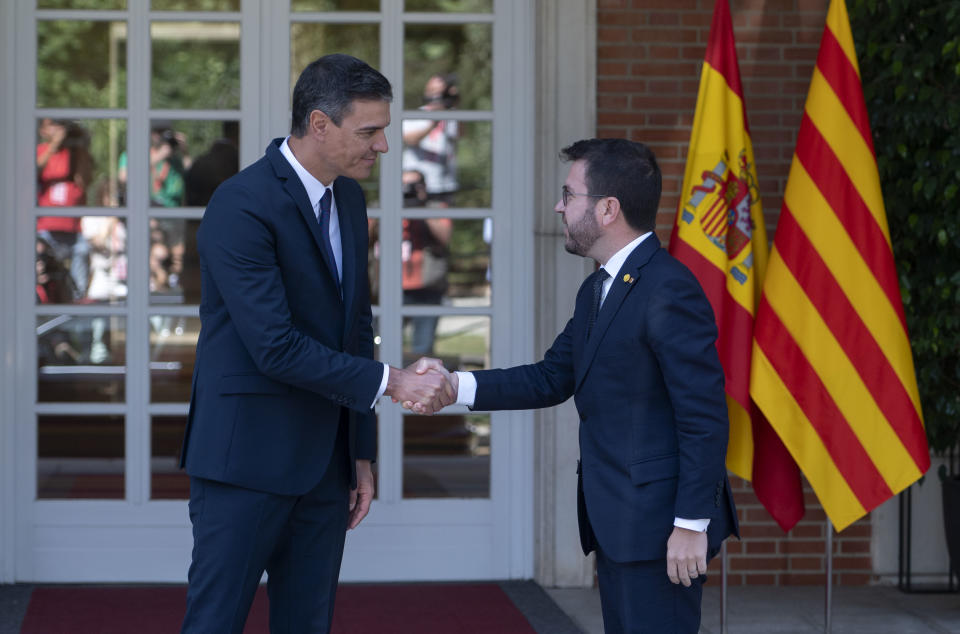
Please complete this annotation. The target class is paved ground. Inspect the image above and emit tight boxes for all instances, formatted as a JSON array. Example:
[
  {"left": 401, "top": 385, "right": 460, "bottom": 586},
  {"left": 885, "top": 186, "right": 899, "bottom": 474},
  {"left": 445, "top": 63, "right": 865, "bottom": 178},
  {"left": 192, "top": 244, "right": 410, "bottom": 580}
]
[
  {"left": 2, "top": 581, "right": 958, "bottom": 633},
  {"left": 548, "top": 584, "right": 960, "bottom": 633}
]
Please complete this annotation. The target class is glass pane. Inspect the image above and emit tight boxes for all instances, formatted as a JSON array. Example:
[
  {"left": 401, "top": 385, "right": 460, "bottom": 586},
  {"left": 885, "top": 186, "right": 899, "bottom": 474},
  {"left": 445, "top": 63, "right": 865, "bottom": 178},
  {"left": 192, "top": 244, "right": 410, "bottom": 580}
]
[
  {"left": 38, "top": 415, "right": 124, "bottom": 499},
  {"left": 149, "top": 218, "right": 201, "bottom": 304},
  {"left": 142, "top": 119, "right": 239, "bottom": 208},
  {"left": 405, "top": 0, "right": 492, "bottom": 11},
  {"left": 403, "top": 413, "right": 489, "bottom": 498},
  {"left": 39, "top": 0, "right": 126, "bottom": 8},
  {"left": 401, "top": 218, "right": 490, "bottom": 307},
  {"left": 151, "top": 416, "right": 189, "bottom": 499},
  {"left": 151, "top": 21, "right": 240, "bottom": 109},
  {"left": 152, "top": 0, "right": 239, "bottom": 10},
  {"left": 37, "top": 315, "right": 126, "bottom": 402},
  {"left": 150, "top": 316, "right": 200, "bottom": 403},
  {"left": 292, "top": 0, "right": 379, "bottom": 9},
  {"left": 36, "top": 216, "right": 128, "bottom": 305},
  {"left": 404, "top": 24, "right": 491, "bottom": 111},
  {"left": 37, "top": 20, "right": 127, "bottom": 109},
  {"left": 402, "top": 314, "right": 489, "bottom": 368},
  {"left": 37, "top": 118, "right": 128, "bottom": 208},
  {"left": 401, "top": 119, "right": 490, "bottom": 208},
  {"left": 368, "top": 218, "right": 380, "bottom": 306}
]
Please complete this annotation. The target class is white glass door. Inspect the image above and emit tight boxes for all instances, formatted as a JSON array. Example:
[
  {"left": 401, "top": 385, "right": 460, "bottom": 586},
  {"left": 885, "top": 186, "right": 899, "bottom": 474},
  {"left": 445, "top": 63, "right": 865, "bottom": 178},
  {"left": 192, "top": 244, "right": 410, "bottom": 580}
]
[{"left": 14, "top": 0, "right": 533, "bottom": 582}]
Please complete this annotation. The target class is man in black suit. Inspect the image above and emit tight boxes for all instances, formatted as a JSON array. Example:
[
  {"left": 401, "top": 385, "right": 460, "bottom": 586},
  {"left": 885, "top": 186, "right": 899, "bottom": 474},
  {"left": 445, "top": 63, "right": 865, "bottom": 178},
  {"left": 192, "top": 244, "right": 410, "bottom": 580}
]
[
  {"left": 415, "top": 139, "right": 738, "bottom": 633},
  {"left": 180, "top": 54, "right": 453, "bottom": 633}
]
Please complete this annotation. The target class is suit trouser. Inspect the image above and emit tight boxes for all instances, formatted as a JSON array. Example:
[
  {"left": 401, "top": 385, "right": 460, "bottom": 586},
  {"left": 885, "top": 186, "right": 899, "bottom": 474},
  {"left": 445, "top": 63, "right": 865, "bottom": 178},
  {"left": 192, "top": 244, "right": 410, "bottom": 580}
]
[
  {"left": 595, "top": 545, "right": 704, "bottom": 634},
  {"left": 181, "top": 431, "right": 350, "bottom": 634}
]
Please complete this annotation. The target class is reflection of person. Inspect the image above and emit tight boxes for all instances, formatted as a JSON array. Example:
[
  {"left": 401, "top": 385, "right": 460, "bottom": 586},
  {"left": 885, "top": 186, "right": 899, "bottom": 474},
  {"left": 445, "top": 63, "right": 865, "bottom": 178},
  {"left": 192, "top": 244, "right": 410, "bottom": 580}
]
[
  {"left": 149, "top": 125, "right": 188, "bottom": 207},
  {"left": 402, "top": 216, "right": 452, "bottom": 355},
  {"left": 401, "top": 74, "right": 460, "bottom": 207},
  {"left": 179, "top": 54, "right": 453, "bottom": 633},
  {"left": 36, "top": 118, "right": 93, "bottom": 300},
  {"left": 417, "top": 139, "right": 738, "bottom": 633},
  {"left": 185, "top": 121, "right": 239, "bottom": 207}
]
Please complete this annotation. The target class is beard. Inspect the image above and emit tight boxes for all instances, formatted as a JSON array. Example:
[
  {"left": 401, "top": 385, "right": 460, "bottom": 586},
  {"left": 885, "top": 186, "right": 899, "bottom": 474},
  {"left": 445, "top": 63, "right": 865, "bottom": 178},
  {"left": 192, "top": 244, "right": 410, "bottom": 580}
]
[{"left": 564, "top": 208, "right": 601, "bottom": 256}]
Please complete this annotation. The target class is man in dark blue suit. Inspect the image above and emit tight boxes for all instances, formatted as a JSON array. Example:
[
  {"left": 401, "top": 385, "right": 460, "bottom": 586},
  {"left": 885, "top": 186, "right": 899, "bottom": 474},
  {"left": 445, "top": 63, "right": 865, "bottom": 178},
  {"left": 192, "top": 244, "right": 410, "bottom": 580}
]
[
  {"left": 179, "top": 55, "right": 453, "bottom": 633},
  {"left": 416, "top": 139, "right": 738, "bottom": 633}
]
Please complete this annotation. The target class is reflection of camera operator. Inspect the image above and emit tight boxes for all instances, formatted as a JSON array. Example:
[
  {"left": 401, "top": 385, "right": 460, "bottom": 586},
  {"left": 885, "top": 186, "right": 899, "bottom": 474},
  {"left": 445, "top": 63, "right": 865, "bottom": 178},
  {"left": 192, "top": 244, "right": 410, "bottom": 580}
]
[
  {"left": 402, "top": 74, "right": 460, "bottom": 207},
  {"left": 148, "top": 125, "right": 189, "bottom": 207},
  {"left": 36, "top": 118, "right": 93, "bottom": 300}
]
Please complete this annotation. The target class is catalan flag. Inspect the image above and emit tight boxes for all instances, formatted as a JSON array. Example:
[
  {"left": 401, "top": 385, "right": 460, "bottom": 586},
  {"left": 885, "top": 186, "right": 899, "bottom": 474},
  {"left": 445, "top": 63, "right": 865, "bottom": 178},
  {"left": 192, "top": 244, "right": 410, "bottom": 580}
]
[
  {"left": 669, "top": 0, "right": 805, "bottom": 531},
  {"left": 750, "top": 0, "right": 930, "bottom": 531}
]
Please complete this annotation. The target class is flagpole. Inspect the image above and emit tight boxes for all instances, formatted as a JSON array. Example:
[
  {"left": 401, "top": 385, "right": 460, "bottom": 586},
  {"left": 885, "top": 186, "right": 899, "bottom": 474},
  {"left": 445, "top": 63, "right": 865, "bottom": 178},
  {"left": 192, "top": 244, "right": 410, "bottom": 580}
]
[
  {"left": 825, "top": 518, "right": 833, "bottom": 633},
  {"left": 721, "top": 540, "right": 728, "bottom": 634}
]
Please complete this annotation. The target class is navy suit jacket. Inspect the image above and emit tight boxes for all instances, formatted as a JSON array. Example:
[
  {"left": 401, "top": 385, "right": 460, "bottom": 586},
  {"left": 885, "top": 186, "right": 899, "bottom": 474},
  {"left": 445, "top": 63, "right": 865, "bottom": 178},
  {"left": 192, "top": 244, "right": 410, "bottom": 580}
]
[
  {"left": 180, "top": 139, "right": 383, "bottom": 496},
  {"left": 472, "top": 236, "right": 739, "bottom": 562}
]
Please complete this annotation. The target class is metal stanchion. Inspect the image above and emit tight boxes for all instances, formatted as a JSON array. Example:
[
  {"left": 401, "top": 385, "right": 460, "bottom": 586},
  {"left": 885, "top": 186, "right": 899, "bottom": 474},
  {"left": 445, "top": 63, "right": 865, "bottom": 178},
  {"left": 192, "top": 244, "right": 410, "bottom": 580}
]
[
  {"left": 825, "top": 518, "right": 833, "bottom": 633},
  {"left": 721, "top": 540, "right": 728, "bottom": 634}
]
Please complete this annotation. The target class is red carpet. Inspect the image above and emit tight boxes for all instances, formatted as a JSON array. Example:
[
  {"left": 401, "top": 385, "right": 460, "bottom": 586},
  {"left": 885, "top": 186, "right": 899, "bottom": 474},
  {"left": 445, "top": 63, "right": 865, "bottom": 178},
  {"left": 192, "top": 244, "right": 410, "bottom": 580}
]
[{"left": 20, "top": 583, "right": 538, "bottom": 633}]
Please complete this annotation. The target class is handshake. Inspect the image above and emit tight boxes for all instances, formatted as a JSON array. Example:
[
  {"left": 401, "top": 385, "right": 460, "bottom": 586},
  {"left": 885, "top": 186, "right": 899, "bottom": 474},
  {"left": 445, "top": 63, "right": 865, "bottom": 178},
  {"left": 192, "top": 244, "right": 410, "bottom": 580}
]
[{"left": 384, "top": 357, "right": 459, "bottom": 415}]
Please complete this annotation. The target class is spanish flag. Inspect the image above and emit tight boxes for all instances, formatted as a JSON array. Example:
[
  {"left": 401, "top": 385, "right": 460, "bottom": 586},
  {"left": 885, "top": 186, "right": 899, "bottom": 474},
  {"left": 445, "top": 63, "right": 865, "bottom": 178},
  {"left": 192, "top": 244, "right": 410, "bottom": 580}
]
[
  {"left": 669, "top": 0, "right": 805, "bottom": 531},
  {"left": 750, "top": 0, "right": 930, "bottom": 531}
]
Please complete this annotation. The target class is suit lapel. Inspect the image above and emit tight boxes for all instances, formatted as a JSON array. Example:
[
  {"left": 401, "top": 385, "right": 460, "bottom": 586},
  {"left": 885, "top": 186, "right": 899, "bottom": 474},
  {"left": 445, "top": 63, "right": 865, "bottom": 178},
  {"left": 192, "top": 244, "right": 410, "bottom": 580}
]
[
  {"left": 574, "top": 235, "right": 661, "bottom": 391},
  {"left": 268, "top": 140, "right": 344, "bottom": 296},
  {"left": 334, "top": 178, "right": 357, "bottom": 326}
]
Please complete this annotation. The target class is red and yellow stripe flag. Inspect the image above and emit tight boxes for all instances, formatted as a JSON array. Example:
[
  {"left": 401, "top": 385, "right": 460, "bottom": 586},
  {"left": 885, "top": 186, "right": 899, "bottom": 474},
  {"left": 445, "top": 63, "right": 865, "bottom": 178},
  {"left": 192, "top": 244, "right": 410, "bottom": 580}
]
[
  {"left": 750, "top": 0, "right": 930, "bottom": 531},
  {"left": 670, "top": 0, "right": 805, "bottom": 531}
]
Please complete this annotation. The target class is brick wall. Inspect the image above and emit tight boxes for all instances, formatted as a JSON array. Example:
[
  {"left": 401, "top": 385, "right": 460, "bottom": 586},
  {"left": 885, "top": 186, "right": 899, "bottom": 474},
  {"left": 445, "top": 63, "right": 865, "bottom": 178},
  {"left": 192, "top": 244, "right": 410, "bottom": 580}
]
[{"left": 595, "top": 0, "right": 876, "bottom": 585}]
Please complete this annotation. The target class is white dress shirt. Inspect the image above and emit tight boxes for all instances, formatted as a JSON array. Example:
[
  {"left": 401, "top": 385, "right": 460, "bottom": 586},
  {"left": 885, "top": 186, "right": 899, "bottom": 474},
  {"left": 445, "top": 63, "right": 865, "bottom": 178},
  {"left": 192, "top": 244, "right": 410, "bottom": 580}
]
[
  {"left": 279, "top": 137, "right": 389, "bottom": 409},
  {"left": 455, "top": 231, "right": 709, "bottom": 532}
]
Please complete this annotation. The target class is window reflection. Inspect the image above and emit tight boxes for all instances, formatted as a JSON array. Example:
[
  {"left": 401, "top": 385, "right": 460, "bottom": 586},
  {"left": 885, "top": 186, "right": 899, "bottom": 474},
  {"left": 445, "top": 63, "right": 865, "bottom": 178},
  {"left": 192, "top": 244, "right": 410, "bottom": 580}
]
[
  {"left": 402, "top": 314, "right": 489, "bottom": 369},
  {"left": 151, "top": 21, "right": 240, "bottom": 110},
  {"left": 37, "top": 20, "right": 127, "bottom": 109},
  {"left": 132, "top": 120, "right": 238, "bottom": 209},
  {"left": 37, "top": 315, "right": 126, "bottom": 403},
  {"left": 401, "top": 120, "right": 490, "bottom": 208},
  {"left": 404, "top": 0, "right": 492, "bottom": 12},
  {"left": 36, "top": 216, "right": 127, "bottom": 305},
  {"left": 39, "top": 0, "right": 126, "bottom": 8},
  {"left": 403, "top": 413, "right": 489, "bottom": 499},
  {"left": 38, "top": 415, "right": 125, "bottom": 500},
  {"left": 404, "top": 23, "right": 491, "bottom": 111},
  {"left": 150, "top": 316, "right": 200, "bottom": 403},
  {"left": 400, "top": 218, "right": 490, "bottom": 308},
  {"left": 149, "top": 218, "right": 201, "bottom": 305},
  {"left": 367, "top": 218, "right": 380, "bottom": 306},
  {"left": 36, "top": 118, "right": 127, "bottom": 208},
  {"left": 152, "top": 0, "right": 240, "bottom": 10},
  {"left": 291, "top": 0, "right": 379, "bottom": 10},
  {"left": 151, "top": 416, "right": 189, "bottom": 499}
]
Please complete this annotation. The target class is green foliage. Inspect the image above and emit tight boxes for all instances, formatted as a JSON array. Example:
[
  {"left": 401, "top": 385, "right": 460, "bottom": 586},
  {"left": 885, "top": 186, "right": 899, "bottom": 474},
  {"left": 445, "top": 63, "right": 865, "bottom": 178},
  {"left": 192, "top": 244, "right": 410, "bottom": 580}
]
[
  {"left": 851, "top": 0, "right": 960, "bottom": 456},
  {"left": 37, "top": 19, "right": 127, "bottom": 108}
]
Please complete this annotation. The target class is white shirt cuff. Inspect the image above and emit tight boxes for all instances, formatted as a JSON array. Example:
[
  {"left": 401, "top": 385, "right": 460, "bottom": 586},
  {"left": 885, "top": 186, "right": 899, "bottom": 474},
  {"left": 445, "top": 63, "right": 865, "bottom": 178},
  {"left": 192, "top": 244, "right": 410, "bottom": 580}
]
[
  {"left": 674, "top": 517, "right": 710, "bottom": 532},
  {"left": 454, "top": 371, "right": 477, "bottom": 407},
  {"left": 371, "top": 362, "right": 389, "bottom": 409}
]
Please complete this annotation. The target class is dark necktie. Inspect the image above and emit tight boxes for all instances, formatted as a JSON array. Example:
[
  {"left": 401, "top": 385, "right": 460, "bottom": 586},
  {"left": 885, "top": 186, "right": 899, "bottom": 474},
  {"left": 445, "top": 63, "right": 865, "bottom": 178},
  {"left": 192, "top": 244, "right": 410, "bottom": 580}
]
[
  {"left": 317, "top": 188, "right": 341, "bottom": 294},
  {"left": 586, "top": 268, "right": 610, "bottom": 339}
]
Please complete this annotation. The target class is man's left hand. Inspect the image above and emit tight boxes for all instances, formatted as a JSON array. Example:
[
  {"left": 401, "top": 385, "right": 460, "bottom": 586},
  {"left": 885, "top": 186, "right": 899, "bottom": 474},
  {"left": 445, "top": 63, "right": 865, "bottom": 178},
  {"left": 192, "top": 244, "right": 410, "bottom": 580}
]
[
  {"left": 666, "top": 526, "right": 707, "bottom": 587},
  {"left": 348, "top": 459, "right": 375, "bottom": 530}
]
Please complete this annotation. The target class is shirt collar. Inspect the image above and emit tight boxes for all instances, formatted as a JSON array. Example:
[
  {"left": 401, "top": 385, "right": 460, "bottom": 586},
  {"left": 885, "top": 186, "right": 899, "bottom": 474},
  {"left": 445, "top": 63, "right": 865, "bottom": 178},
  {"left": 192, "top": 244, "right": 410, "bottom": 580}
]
[
  {"left": 601, "top": 232, "right": 652, "bottom": 280},
  {"left": 279, "top": 136, "right": 332, "bottom": 210}
]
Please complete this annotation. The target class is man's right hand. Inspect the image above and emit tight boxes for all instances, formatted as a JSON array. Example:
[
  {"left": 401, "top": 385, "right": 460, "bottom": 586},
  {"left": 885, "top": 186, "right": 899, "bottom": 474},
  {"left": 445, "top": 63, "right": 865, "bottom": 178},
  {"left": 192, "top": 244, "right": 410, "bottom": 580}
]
[{"left": 384, "top": 358, "right": 456, "bottom": 415}]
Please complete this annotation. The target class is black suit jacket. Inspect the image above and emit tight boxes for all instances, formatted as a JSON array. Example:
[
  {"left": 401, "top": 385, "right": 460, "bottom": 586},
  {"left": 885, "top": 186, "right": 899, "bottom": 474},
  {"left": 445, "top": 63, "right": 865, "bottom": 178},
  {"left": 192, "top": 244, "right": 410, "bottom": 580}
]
[
  {"left": 472, "top": 236, "right": 739, "bottom": 562},
  {"left": 180, "top": 139, "right": 382, "bottom": 495}
]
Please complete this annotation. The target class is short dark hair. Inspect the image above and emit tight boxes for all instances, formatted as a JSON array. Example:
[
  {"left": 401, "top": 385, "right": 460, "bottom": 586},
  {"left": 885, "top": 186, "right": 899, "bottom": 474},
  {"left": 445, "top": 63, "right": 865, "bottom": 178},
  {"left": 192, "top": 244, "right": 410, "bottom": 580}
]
[
  {"left": 559, "top": 138, "right": 662, "bottom": 233},
  {"left": 290, "top": 54, "right": 393, "bottom": 135}
]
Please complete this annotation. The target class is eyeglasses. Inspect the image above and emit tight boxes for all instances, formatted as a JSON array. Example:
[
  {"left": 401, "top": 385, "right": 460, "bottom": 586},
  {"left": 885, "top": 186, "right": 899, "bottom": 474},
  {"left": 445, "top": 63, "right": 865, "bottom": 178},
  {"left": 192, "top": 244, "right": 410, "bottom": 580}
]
[{"left": 561, "top": 186, "right": 607, "bottom": 207}]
